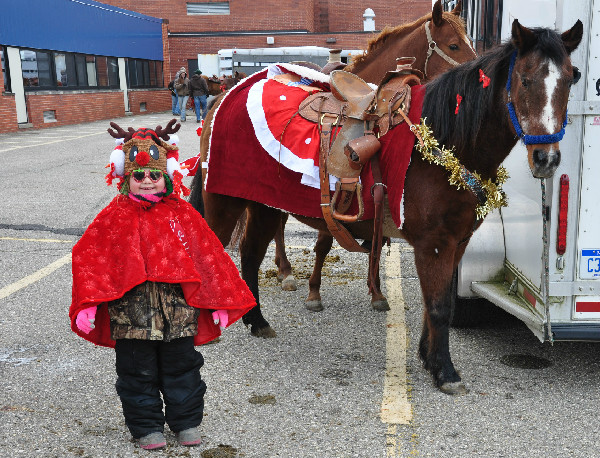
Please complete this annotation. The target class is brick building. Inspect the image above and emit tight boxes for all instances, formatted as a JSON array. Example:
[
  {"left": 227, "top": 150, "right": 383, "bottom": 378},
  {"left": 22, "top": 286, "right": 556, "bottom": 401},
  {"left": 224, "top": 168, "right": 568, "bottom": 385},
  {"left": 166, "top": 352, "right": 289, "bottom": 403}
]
[
  {"left": 100, "top": 0, "right": 431, "bottom": 81},
  {"left": 1, "top": 0, "right": 432, "bottom": 133}
]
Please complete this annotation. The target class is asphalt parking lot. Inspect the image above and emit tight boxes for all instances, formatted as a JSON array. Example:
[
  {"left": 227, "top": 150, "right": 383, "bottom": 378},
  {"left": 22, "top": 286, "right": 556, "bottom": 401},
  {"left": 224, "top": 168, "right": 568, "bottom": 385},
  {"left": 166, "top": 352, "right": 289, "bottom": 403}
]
[{"left": 1, "top": 111, "right": 599, "bottom": 458}]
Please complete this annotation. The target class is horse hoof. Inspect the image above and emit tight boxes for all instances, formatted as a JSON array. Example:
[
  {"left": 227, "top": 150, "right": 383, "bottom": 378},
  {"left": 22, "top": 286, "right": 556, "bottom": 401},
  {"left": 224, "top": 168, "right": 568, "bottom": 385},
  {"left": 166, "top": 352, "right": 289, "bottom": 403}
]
[
  {"left": 305, "top": 300, "right": 324, "bottom": 312},
  {"left": 371, "top": 299, "right": 390, "bottom": 311},
  {"left": 251, "top": 325, "right": 277, "bottom": 338},
  {"left": 281, "top": 275, "right": 297, "bottom": 291},
  {"left": 439, "top": 381, "right": 469, "bottom": 396}
]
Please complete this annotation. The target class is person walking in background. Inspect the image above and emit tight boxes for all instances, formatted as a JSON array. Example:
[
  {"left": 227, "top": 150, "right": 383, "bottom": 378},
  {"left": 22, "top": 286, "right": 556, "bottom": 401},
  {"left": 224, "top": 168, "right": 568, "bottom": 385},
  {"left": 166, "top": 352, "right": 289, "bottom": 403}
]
[
  {"left": 174, "top": 67, "right": 190, "bottom": 122},
  {"left": 189, "top": 70, "right": 209, "bottom": 123},
  {"left": 168, "top": 79, "right": 180, "bottom": 116}
]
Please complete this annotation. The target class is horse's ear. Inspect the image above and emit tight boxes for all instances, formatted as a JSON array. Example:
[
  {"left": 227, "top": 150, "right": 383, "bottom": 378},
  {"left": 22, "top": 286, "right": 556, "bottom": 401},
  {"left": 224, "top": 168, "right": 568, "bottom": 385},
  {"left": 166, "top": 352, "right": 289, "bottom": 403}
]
[
  {"left": 432, "top": 0, "right": 443, "bottom": 27},
  {"left": 561, "top": 19, "right": 583, "bottom": 54},
  {"left": 451, "top": 0, "right": 462, "bottom": 16},
  {"left": 511, "top": 19, "right": 537, "bottom": 54}
]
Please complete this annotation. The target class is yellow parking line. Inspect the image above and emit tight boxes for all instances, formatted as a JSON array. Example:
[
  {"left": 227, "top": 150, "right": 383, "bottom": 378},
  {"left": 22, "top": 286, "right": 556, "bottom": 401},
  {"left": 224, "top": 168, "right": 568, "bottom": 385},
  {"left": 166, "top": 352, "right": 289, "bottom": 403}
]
[
  {"left": 382, "top": 243, "right": 412, "bottom": 456},
  {"left": 381, "top": 243, "right": 412, "bottom": 418},
  {"left": 0, "top": 253, "right": 72, "bottom": 300},
  {"left": 271, "top": 244, "right": 346, "bottom": 250},
  {"left": 0, "top": 131, "right": 105, "bottom": 153},
  {"left": 0, "top": 237, "right": 74, "bottom": 243}
]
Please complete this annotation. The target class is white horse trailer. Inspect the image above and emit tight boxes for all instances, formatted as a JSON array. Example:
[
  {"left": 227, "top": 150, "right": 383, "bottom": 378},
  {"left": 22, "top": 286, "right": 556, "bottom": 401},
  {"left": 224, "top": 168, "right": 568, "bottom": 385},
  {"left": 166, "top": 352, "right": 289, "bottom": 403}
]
[
  {"left": 217, "top": 46, "right": 363, "bottom": 76},
  {"left": 448, "top": 0, "right": 600, "bottom": 341}
]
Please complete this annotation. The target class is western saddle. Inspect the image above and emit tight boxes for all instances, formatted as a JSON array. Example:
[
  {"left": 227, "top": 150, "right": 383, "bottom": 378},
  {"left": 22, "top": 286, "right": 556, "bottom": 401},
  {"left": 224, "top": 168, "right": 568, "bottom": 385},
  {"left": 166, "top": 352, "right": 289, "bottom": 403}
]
[{"left": 295, "top": 57, "right": 422, "bottom": 294}]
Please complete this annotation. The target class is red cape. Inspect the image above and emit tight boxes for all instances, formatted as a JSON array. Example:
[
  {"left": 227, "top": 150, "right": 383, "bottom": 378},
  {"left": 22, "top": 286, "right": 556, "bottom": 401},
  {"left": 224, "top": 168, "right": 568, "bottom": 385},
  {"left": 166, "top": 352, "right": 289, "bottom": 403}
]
[{"left": 70, "top": 195, "right": 256, "bottom": 348}]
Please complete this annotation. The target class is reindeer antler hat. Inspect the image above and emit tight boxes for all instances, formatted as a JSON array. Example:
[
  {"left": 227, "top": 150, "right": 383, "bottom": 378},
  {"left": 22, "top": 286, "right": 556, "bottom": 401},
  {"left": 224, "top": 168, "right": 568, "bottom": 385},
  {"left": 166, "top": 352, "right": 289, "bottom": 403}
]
[{"left": 106, "top": 119, "right": 188, "bottom": 196}]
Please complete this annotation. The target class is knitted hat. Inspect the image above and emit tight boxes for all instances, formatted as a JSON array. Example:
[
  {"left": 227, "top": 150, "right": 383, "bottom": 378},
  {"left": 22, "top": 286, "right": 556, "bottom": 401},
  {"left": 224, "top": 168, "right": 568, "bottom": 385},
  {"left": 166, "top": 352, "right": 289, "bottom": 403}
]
[
  {"left": 195, "top": 69, "right": 202, "bottom": 75},
  {"left": 106, "top": 119, "right": 189, "bottom": 196}
]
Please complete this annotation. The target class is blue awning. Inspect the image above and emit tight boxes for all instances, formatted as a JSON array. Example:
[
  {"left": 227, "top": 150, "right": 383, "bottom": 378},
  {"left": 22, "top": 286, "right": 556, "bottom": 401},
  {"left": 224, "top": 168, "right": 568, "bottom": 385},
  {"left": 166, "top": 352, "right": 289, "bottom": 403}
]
[{"left": 0, "top": 0, "right": 163, "bottom": 60}]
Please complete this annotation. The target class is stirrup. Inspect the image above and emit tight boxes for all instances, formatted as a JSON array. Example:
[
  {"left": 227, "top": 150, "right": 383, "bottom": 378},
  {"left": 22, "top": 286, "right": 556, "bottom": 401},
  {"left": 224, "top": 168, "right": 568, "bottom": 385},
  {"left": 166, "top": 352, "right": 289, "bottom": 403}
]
[{"left": 331, "top": 180, "right": 364, "bottom": 222}]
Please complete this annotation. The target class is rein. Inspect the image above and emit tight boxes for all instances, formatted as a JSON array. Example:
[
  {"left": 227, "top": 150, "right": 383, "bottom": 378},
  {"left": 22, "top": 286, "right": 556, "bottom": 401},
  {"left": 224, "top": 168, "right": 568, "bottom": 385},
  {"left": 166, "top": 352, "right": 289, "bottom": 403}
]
[
  {"left": 423, "top": 20, "right": 462, "bottom": 78},
  {"left": 506, "top": 50, "right": 568, "bottom": 145}
]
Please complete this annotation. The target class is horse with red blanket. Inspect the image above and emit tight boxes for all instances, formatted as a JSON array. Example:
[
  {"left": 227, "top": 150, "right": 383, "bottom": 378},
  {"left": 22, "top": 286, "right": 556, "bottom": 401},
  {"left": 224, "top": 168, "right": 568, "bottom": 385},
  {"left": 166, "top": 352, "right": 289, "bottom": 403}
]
[{"left": 190, "top": 20, "right": 583, "bottom": 394}]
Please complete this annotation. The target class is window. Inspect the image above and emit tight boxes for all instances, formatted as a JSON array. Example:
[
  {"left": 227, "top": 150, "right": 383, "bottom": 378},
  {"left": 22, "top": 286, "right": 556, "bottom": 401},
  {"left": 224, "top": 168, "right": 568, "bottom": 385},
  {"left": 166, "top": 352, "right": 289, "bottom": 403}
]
[
  {"left": 86, "top": 56, "right": 98, "bottom": 86},
  {"left": 21, "top": 50, "right": 53, "bottom": 87},
  {"left": 54, "top": 53, "right": 69, "bottom": 86},
  {"left": 19, "top": 48, "right": 125, "bottom": 90},
  {"left": 94, "top": 56, "right": 119, "bottom": 88},
  {"left": 107, "top": 57, "right": 119, "bottom": 87},
  {"left": 149, "top": 61, "right": 157, "bottom": 86},
  {"left": 1, "top": 47, "right": 9, "bottom": 92},
  {"left": 16, "top": 48, "right": 164, "bottom": 91},
  {"left": 75, "top": 54, "right": 87, "bottom": 86},
  {"left": 187, "top": 2, "right": 230, "bottom": 15},
  {"left": 126, "top": 58, "right": 163, "bottom": 88},
  {"left": 96, "top": 56, "right": 109, "bottom": 87}
]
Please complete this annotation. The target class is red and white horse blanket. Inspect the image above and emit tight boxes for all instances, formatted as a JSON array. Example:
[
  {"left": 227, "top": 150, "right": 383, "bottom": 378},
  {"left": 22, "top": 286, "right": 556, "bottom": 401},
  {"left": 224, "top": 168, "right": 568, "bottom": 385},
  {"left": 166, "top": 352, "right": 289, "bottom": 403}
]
[{"left": 204, "top": 67, "right": 425, "bottom": 228}]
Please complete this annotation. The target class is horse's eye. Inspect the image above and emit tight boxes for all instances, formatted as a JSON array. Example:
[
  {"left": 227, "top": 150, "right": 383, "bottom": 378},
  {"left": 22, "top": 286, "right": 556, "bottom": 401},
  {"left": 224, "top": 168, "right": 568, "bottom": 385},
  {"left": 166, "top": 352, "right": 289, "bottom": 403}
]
[
  {"left": 449, "top": 44, "right": 459, "bottom": 51},
  {"left": 129, "top": 146, "right": 138, "bottom": 162},
  {"left": 149, "top": 144, "right": 160, "bottom": 160},
  {"left": 521, "top": 77, "right": 529, "bottom": 88},
  {"left": 572, "top": 67, "right": 581, "bottom": 85}
]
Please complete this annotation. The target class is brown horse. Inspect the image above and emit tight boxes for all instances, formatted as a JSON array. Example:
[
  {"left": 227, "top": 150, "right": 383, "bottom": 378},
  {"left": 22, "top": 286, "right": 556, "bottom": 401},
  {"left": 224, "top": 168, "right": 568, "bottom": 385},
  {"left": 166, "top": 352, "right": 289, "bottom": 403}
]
[
  {"left": 203, "top": 72, "right": 247, "bottom": 96},
  {"left": 272, "top": 0, "right": 476, "bottom": 312},
  {"left": 191, "top": 19, "right": 583, "bottom": 394}
]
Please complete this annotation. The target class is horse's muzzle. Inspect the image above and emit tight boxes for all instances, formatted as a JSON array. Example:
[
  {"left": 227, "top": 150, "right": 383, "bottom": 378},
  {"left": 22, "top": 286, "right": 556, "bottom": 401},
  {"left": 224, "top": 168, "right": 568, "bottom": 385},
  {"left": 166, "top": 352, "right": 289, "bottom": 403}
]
[{"left": 528, "top": 144, "right": 561, "bottom": 178}]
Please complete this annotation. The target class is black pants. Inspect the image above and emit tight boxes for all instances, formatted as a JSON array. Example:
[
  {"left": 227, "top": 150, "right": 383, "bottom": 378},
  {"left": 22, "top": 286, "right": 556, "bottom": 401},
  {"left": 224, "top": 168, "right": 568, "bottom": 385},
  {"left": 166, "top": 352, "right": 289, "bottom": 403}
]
[{"left": 114, "top": 336, "right": 206, "bottom": 438}]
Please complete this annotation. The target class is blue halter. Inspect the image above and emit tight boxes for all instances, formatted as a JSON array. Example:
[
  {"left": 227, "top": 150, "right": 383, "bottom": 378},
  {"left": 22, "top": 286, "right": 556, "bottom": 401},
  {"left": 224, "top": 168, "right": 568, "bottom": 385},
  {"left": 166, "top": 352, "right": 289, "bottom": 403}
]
[{"left": 506, "top": 50, "right": 568, "bottom": 145}]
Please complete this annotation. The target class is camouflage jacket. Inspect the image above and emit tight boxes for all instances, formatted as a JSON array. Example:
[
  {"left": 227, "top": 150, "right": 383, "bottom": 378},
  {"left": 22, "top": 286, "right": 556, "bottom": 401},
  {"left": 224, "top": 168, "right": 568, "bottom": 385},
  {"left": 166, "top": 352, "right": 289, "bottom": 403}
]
[{"left": 107, "top": 282, "right": 200, "bottom": 341}]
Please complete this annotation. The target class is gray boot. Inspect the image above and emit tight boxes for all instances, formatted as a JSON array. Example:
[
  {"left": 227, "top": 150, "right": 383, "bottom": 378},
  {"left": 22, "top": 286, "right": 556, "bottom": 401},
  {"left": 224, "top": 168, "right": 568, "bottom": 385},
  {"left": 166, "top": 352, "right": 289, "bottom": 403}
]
[
  {"left": 176, "top": 427, "right": 202, "bottom": 446},
  {"left": 139, "top": 431, "right": 166, "bottom": 450}
]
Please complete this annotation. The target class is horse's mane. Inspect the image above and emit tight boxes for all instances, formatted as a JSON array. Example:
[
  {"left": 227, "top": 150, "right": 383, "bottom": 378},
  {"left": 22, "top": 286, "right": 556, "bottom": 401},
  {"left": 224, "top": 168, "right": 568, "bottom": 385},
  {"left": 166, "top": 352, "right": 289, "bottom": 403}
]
[
  {"left": 347, "top": 12, "right": 466, "bottom": 71},
  {"left": 421, "top": 27, "right": 570, "bottom": 154}
]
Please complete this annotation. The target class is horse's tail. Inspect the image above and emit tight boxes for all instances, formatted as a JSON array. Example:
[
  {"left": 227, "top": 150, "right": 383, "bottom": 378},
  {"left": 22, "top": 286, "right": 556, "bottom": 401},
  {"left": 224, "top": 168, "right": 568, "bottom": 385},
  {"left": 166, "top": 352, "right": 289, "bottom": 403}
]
[
  {"left": 189, "top": 93, "right": 228, "bottom": 217},
  {"left": 228, "top": 210, "right": 247, "bottom": 251},
  {"left": 208, "top": 92, "right": 226, "bottom": 110},
  {"left": 189, "top": 175, "right": 205, "bottom": 217}
]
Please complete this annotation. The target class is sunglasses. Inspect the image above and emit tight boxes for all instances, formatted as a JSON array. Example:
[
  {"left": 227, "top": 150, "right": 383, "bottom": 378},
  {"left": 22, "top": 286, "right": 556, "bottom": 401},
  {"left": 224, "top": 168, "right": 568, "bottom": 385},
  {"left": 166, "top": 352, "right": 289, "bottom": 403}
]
[{"left": 131, "top": 169, "right": 163, "bottom": 183}]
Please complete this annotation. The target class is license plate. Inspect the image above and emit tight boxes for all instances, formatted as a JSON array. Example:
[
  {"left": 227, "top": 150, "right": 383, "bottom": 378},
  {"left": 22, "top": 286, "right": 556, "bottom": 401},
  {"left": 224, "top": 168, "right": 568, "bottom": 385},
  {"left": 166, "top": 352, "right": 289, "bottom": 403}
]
[{"left": 580, "top": 249, "right": 600, "bottom": 279}]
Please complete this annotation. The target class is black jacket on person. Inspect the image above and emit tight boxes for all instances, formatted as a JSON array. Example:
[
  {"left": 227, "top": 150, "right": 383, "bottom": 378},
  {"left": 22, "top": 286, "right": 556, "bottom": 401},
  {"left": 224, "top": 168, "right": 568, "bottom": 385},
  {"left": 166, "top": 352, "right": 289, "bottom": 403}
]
[{"left": 189, "top": 74, "right": 209, "bottom": 97}]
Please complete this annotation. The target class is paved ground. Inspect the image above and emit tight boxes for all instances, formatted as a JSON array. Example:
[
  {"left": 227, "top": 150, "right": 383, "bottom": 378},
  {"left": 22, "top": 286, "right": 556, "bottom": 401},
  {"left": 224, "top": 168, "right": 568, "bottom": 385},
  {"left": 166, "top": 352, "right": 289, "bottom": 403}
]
[{"left": 1, "top": 111, "right": 599, "bottom": 458}]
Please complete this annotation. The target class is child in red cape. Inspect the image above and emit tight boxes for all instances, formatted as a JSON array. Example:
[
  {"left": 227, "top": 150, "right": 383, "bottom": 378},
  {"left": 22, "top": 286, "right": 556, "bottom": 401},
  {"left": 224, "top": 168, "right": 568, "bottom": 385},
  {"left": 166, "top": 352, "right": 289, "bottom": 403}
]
[{"left": 69, "top": 119, "right": 255, "bottom": 450}]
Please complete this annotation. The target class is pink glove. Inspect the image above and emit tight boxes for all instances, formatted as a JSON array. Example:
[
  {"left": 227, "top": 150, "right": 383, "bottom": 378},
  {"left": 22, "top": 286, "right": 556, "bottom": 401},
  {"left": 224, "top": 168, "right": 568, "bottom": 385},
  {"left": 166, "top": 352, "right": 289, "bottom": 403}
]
[
  {"left": 76, "top": 306, "right": 97, "bottom": 334},
  {"left": 212, "top": 310, "right": 229, "bottom": 330}
]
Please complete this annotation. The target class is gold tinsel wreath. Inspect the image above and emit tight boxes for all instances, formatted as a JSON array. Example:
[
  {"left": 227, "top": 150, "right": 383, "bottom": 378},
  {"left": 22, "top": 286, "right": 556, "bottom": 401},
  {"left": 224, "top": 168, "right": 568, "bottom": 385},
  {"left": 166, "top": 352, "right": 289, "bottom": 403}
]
[{"left": 414, "top": 119, "right": 508, "bottom": 219}]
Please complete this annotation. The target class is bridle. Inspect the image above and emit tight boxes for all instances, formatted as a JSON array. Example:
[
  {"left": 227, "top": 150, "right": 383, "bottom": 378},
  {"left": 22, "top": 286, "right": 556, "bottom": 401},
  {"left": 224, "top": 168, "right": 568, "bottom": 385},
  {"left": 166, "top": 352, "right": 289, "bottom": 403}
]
[
  {"left": 423, "top": 20, "right": 465, "bottom": 78},
  {"left": 506, "top": 50, "right": 568, "bottom": 145}
]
